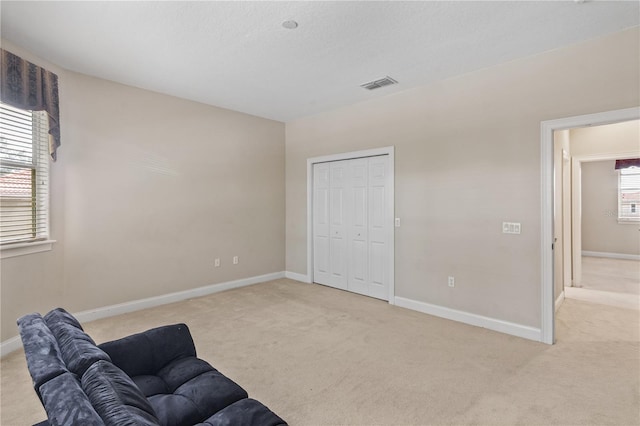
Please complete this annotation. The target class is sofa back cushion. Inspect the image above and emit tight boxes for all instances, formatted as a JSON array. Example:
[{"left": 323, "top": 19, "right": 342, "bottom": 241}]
[
  {"left": 99, "top": 324, "right": 196, "bottom": 377},
  {"left": 44, "top": 308, "right": 84, "bottom": 331},
  {"left": 39, "top": 371, "right": 105, "bottom": 426},
  {"left": 82, "top": 360, "right": 160, "bottom": 426},
  {"left": 48, "top": 319, "right": 111, "bottom": 376},
  {"left": 16, "top": 313, "right": 67, "bottom": 398}
]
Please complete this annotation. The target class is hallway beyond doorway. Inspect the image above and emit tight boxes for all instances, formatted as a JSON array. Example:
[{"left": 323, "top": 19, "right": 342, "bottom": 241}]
[{"left": 565, "top": 256, "right": 640, "bottom": 311}]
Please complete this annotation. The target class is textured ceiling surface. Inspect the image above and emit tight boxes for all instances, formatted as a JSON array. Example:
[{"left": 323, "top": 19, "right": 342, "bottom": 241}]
[{"left": 1, "top": 1, "right": 638, "bottom": 122}]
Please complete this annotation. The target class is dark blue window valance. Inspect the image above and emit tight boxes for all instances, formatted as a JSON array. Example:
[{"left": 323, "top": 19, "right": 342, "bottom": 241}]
[
  {"left": 1, "top": 49, "right": 60, "bottom": 160},
  {"left": 615, "top": 158, "right": 640, "bottom": 170}
]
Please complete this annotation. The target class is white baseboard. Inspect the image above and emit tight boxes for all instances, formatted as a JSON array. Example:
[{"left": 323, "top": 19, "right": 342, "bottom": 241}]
[
  {"left": 394, "top": 296, "right": 542, "bottom": 342},
  {"left": 582, "top": 251, "right": 640, "bottom": 261},
  {"left": 74, "top": 271, "right": 286, "bottom": 324},
  {"left": 285, "top": 271, "right": 312, "bottom": 283},
  {"left": 555, "top": 291, "right": 565, "bottom": 312},
  {"left": 0, "top": 336, "right": 22, "bottom": 358},
  {"left": 1, "top": 271, "right": 285, "bottom": 358}
]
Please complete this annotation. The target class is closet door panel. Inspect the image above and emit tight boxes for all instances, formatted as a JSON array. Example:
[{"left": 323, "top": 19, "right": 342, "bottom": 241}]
[
  {"left": 314, "top": 155, "right": 390, "bottom": 301},
  {"left": 348, "top": 159, "right": 368, "bottom": 295},
  {"left": 368, "top": 156, "right": 389, "bottom": 300},
  {"left": 313, "top": 163, "right": 331, "bottom": 285},
  {"left": 329, "top": 161, "right": 348, "bottom": 290}
]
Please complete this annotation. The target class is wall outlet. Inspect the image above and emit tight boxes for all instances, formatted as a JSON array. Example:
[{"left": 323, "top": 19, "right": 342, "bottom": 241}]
[
  {"left": 214, "top": 258, "right": 220, "bottom": 267},
  {"left": 448, "top": 276, "right": 455, "bottom": 287},
  {"left": 233, "top": 256, "right": 239, "bottom": 265}
]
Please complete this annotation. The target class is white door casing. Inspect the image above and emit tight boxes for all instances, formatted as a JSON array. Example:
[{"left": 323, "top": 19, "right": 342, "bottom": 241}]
[
  {"left": 540, "top": 106, "right": 640, "bottom": 345},
  {"left": 562, "top": 150, "right": 572, "bottom": 290}
]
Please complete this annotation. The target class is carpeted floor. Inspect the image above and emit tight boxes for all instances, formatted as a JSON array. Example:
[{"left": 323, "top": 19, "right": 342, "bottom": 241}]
[
  {"left": 565, "top": 256, "right": 639, "bottom": 311},
  {"left": 580, "top": 256, "right": 640, "bottom": 295},
  {"left": 1, "top": 278, "right": 639, "bottom": 425}
]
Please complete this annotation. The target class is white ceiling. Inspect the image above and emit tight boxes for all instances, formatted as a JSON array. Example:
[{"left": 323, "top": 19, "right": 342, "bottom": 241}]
[{"left": 1, "top": 1, "right": 638, "bottom": 122}]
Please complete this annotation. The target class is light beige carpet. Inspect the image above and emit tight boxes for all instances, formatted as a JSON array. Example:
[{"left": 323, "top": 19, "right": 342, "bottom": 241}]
[
  {"left": 579, "top": 256, "right": 640, "bottom": 295},
  {"left": 1, "top": 278, "right": 639, "bottom": 425}
]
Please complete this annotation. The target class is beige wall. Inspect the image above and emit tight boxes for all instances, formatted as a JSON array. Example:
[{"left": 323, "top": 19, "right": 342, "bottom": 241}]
[
  {"left": 2, "top": 28, "right": 639, "bottom": 342},
  {"left": 286, "top": 28, "right": 640, "bottom": 329},
  {"left": 581, "top": 160, "right": 640, "bottom": 255},
  {"left": 570, "top": 120, "right": 640, "bottom": 157},
  {"left": 1, "top": 42, "right": 286, "bottom": 341}
]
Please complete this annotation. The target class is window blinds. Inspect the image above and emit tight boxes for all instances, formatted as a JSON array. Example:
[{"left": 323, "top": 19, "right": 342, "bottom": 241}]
[
  {"left": 0, "top": 102, "right": 50, "bottom": 244},
  {"left": 619, "top": 167, "right": 640, "bottom": 221}
]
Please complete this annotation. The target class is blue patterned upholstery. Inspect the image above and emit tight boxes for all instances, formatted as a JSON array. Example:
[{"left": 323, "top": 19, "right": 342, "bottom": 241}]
[
  {"left": 48, "top": 321, "right": 111, "bottom": 377},
  {"left": 39, "top": 372, "right": 104, "bottom": 426},
  {"left": 99, "top": 325, "right": 249, "bottom": 426},
  {"left": 16, "top": 313, "right": 67, "bottom": 401},
  {"left": 82, "top": 360, "right": 159, "bottom": 426},
  {"left": 196, "top": 399, "right": 286, "bottom": 426},
  {"left": 17, "top": 309, "right": 287, "bottom": 426}
]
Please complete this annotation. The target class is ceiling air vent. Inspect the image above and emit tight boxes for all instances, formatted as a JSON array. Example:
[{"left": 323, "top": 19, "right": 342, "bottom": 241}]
[{"left": 360, "top": 76, "right": 398, "bottom": 90}]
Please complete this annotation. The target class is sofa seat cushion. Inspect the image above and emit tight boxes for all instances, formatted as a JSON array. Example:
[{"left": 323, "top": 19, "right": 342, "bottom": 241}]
[
  {"left": 132, "top": 375, "right": 170, "bottom": 397},
  {"left": 195, "top": 398, "right": 287, "bottom": 426},
  {"left": 82, "top": 360, "right": 160, "bottom": 426},
  {"left": 39, "top": 371, "right": 104, "bottom": 426},
  {"left": 146, "top": 394, "right": 202, "bottom": 426},
  {"left": 100, "top": 324, "right": 249, "bottom": 425},
  {"left": 146, "top": 367, "right": 248, "bottom": 426},
  {"left": 157, "top": 357, "right": 214, "bottom": 392}
]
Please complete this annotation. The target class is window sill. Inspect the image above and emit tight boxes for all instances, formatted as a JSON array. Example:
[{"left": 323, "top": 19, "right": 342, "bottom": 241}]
[
  {"left": 0, "top": 240, "right": 56, "bottom": 259},
  {"left": 617, "top": 219, "right": 640, "bottom": 225}
]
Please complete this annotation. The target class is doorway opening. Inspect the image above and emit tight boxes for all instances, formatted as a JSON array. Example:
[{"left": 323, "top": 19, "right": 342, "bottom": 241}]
[
  {"left": 556, "top": 122, "right": 640, "bottom": 311},
  {"left": 541, "top": 107, "right": 640, "bottom": 344}
]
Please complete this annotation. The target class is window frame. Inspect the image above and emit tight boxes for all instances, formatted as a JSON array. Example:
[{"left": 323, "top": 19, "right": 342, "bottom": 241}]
[
  {"left": 618, "top": 166, "right": 640, "bottom": 223},
  {"left": 0, "top": 103, "right": 55, "bottom": 258}
]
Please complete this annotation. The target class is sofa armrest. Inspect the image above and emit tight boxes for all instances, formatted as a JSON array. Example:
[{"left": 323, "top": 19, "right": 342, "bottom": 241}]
[
  {"left": 98, "top": 324, "right": 196, "bottom": 377},
  {"left": 17, "top": 313, "right": 67, "bottom": 399}
]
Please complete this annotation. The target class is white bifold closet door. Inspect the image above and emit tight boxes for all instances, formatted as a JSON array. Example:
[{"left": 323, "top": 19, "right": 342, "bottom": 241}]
[{"left": 313, "top": 155, "right": 390, "bottom": 300}]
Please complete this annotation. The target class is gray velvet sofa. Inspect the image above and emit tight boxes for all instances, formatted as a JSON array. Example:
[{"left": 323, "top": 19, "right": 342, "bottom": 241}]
[{"left": 17, "top": 308, "right": 286, "bottom": 426}]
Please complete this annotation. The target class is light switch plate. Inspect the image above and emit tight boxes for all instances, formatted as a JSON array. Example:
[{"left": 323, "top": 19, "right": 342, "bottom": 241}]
[{"left": 503, "top": 222, "right": 521, "bottom": 234}]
